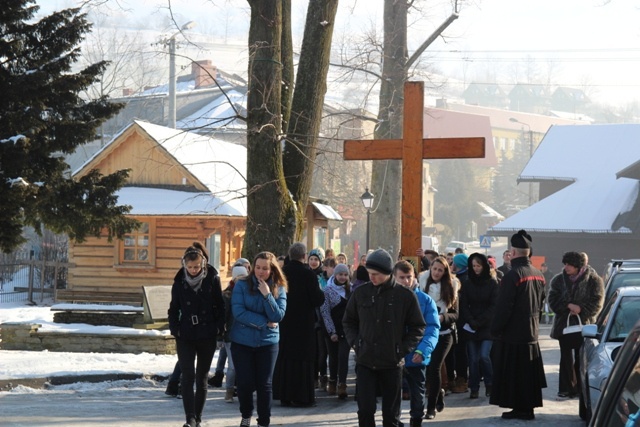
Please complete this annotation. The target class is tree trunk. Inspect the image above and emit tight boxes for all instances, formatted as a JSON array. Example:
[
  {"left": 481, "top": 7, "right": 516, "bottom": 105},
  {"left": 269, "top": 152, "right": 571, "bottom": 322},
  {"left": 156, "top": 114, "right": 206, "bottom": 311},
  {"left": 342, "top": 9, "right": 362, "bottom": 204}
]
[
  {"left": 280, "top": 0, "right": 294, "bottom": 128},
  {"left": 283, "top": 0, "right": 339, "bottom": 242},
  {"left": 369, "top": 0, "right": 408, "bottom": 255},
  {"left": 244, "top": 0, "right": 296, "bottom": 260}
]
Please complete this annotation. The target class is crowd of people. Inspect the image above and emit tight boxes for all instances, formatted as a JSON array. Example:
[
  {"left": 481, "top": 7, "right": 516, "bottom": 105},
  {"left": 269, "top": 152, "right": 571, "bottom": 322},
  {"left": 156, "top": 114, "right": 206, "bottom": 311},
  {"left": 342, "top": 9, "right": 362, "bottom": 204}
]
[{"left": 166, "top": 229, "right": 605, "bottom": 427}]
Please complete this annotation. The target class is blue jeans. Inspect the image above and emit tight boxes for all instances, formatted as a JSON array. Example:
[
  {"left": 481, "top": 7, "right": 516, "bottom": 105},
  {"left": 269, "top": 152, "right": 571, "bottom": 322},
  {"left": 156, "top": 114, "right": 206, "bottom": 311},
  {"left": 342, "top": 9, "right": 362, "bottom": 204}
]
[
  {"left": 223, "top": 341, "right": 236, "bottom": 389},
  {"left": 467, "top": 339, "right": 493, "bottom": 392},
  {"left": 404, "top": 365, "right": 427, "bottom": 420},
  {"left": 215, "top": 342, "right": 227, "bottom": 374},
  {"left": 231, "top": 342, "right": 278, "bottom": 427}
]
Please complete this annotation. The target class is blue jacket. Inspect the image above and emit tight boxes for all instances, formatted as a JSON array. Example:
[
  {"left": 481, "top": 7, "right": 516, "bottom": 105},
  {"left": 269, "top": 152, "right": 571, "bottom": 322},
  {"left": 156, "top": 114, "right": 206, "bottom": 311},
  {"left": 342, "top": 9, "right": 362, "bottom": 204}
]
[
  {"left": 229, "top": 275, "right": 287, "bottom": 348},
  {"left": 404, "top": 286, "right": 440, "bottom": 367}
]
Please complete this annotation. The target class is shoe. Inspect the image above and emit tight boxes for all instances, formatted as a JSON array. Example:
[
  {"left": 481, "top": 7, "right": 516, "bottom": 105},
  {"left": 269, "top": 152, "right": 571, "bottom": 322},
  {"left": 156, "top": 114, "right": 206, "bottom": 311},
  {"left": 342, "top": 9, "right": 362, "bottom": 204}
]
[
  {"left": 557, "top": 391, "right": 578, "bottom": 398},
  {"left": 328, "top": 379, "right": 337, "bottom": 395},
  {"left": 451, "top": 378, "right": 468, "bottom": 393},
  {"left": 225, "top": 388, "right": 235, "bottom": 403},
  {"left": 424, "top": 410, "right": 436, "bottom": 420},
  {"left": 165, "top": 380, "right": 180, "bottom": 397},
  {"left": 319, "top": 375, "right": 328, "bottom": 391},
  {"left": 409, "top": 418, "right": 423, "bottom": 427},
  {"left": 501, "top": 409, "right": 535, "bottom": 420},
  {"left": 435, "top": 389, "right": 445, "bottom": 412},
  {"left": 470, "top": 390, "right": 479, "bottom": 399},
  {"left": 485, "top": 385, "right": 492, "bottom": 397},
  {"left": 183, "top": 418, "right": 197, "bottom": 427},
  {"left": 337, "top": 383, "right": 348, "bottom": 400},
  {"left": 240, "top": 417, "right": 251, "bottom": 427},
  {"left": 208, "top": 371, "right": 224, "bottom": 388}
]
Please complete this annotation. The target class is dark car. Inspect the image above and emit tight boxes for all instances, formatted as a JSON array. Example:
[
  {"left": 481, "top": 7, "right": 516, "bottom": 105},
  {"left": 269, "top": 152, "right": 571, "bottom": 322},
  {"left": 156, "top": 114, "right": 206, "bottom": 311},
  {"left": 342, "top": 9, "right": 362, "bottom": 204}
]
[
  {"left": 602, "top": 260, "right": 640, "bottom": 304},
  {"left": 588, "top": 317, "right": 640, "bottom": 427}
]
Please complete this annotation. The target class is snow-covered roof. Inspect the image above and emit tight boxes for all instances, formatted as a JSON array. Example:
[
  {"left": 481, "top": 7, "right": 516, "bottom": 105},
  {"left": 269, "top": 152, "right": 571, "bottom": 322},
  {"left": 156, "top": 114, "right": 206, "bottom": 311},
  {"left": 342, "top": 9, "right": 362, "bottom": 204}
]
[
  {"left": 177, "top": 89, "right": 246, "bottom": 131},
  {"left": 311, "top": 202, "right": 343, "bottom": 221},
  {"left": 115, "top": 187, "right": 243, "bottom": 216},
  {"left": 134, "top": 121, "right": 246, "bottom": 216},
  {"left": 490, "top": 124, "right": 640, "bottom": 234}
]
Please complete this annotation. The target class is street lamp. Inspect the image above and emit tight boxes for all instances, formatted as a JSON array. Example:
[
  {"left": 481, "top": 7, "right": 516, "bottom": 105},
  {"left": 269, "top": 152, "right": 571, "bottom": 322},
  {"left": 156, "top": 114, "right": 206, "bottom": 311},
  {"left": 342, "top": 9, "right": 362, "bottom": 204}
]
[
  {"left": 166, "top": 21, "right": 196, "bottom": 129},
  {"left": 509, "top": 117, "right": 534, "bottom": 206},
  {"left": 360, "top": 188, "right": 375, "bottom": 251}
]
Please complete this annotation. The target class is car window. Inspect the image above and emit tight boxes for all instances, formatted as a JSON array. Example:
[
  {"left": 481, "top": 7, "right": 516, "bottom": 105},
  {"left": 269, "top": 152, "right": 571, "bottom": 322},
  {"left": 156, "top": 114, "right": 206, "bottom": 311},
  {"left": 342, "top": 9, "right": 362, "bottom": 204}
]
[
  {"left": 598, "top": 295, "right": 619, "bottom": 335},
  {"left": 608, "top": 297, "right": 640, "bottom": 342},
  {"left": 606, "top": 353, "right": 640, "bottom": 426},
  {"left": 607, "top": 272, "right": 640, "bottom": 301}
]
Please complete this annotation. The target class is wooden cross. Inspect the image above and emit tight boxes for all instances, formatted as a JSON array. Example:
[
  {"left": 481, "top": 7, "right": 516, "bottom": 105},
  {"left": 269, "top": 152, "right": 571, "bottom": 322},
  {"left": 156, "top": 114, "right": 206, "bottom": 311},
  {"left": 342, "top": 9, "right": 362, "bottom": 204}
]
[{"left": 344, "top": 81, "right": 485, "bottom": 260}]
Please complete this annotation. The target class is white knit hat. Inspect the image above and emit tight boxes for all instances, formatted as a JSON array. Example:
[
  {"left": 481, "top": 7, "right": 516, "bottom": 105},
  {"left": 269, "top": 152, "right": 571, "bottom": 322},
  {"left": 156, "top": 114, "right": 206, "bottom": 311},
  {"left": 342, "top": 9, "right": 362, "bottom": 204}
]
[{"left": 232, "top": 265, "right": 248, "bottom": 280}]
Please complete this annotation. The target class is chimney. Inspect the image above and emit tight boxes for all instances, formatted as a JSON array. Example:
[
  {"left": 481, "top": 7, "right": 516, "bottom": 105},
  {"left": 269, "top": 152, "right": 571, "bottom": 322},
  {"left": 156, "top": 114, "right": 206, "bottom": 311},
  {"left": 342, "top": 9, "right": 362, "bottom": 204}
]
[{"left": 192, "top": 60, "right": 217, "bottom": 88}]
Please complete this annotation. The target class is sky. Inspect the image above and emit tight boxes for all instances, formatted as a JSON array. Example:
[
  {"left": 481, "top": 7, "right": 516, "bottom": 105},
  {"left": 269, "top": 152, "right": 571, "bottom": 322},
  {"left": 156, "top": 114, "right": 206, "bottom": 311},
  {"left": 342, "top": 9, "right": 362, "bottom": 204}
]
[{"left": 35, "top": 0, "right": 640, "bottom": 107}]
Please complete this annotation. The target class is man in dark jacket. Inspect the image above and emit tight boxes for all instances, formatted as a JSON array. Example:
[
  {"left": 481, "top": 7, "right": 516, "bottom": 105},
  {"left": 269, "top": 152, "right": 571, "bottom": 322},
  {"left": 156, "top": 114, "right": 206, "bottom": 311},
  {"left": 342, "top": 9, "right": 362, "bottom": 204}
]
[
  {"left": 273, "top": 242, "right": 325, "bottom": 407},
  {"left": 343, "top": 248, "right": 426, "bottom": 427},
  {"left": 490, "top": 230, "right": 547, "bottom": 420}
]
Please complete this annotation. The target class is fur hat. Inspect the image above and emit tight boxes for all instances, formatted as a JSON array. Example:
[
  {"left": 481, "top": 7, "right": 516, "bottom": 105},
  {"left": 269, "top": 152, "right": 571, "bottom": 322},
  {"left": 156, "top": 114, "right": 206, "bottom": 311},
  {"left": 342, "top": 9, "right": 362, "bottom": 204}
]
[
  {"left": 309, "top": 247, "right": 325, "bottom": 262},
  {"left": 453, "top": 253, "right": 469, "bottom": 270},
  {"left": 334, "top": 263, "right": 350, "bottom": 276},
  {"left": 232, "top": 265, "right": 248, "bottom": 280},
  {"left": 365, "top": 249, "right": 394, "bottom": 275},
  {"left": 510, "top": 229, "right": 532, "bottom": 249}
]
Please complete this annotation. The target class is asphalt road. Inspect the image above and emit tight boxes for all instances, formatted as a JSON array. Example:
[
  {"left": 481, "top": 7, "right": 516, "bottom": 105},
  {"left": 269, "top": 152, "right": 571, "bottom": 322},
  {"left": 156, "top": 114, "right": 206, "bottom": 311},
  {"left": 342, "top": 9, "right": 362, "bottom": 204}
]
[{"left": 0, "top": 324, "right": 586, "bottom": 427}]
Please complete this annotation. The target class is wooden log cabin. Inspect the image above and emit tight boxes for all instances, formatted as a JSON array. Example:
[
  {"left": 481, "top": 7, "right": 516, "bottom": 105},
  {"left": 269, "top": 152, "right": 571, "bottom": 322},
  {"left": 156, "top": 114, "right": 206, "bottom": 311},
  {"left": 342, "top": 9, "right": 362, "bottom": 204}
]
[{"left": 60, "top": 120, "right": 246, "bottom": 305}]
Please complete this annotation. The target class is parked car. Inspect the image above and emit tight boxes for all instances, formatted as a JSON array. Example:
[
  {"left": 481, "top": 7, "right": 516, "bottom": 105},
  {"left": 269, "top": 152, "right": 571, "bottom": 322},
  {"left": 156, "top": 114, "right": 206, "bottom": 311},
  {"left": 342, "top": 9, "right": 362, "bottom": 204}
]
[
  {"left": 444, "top": 241, "right": 467, "bottom": 254},
  {"left": 579, "top": 286, "right": 640, "bottom": 422},
  {"left": 603, "top": 261, "right": 640, "bottom": 303},
  {"left": 588, "top": 317, "right": 640, "bottom": 427}
]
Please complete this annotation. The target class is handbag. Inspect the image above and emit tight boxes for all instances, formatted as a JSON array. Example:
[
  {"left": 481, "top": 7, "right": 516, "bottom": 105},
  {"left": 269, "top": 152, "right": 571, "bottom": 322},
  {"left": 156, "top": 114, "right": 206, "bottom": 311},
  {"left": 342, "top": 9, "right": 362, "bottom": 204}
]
[{"left": 562, "top": 313, "right": 583, "bottom": 336}]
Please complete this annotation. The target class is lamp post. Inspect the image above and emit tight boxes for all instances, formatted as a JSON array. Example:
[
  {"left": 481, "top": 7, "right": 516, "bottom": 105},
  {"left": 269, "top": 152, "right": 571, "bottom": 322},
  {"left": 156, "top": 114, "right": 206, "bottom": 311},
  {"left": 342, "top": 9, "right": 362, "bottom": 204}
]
[
  {"left": 166, "top": 21, "right": 196, "bottom": 129},
  {"left": 360, "top": 188, "right": 375, "bottom": 251},
  {"left": 509, "top": 117, "right": 534, "bottom": 206}
]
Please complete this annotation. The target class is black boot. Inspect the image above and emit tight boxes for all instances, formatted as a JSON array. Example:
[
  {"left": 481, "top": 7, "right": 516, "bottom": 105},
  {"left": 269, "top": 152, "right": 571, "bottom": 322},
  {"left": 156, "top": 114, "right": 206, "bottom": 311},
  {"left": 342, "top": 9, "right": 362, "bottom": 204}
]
[
  {"left": 165, "top": 380, "right": 180, "bottom": 397},
  {"left": 208, "top": 371, "right": 224, "bottom": 387},
  {"left": 410, "top": 418, "right": 423, "bottom": 427}
]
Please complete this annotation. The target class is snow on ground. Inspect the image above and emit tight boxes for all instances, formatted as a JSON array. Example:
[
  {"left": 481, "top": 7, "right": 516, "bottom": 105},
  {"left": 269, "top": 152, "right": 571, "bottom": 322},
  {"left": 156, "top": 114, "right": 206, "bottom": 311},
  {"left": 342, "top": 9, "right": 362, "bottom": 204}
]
[{"left": 0, "top": 300, "right": 186, "bottom": 381}]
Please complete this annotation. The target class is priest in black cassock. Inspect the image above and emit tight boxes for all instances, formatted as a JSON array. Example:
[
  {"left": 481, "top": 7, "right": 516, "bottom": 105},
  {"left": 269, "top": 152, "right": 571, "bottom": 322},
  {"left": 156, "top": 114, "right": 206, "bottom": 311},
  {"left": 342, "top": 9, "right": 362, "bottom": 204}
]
[
  {"left": 490, "top": 230, "right": 547, "bottom": 421},
  {"left": 272, "top": 242, "right": 325, "bottom": 407}
]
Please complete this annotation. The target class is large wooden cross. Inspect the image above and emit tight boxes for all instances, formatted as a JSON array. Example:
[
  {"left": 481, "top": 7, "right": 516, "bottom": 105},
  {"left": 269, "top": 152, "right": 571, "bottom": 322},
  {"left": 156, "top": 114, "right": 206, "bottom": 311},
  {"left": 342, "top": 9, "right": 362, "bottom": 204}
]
[{"left": 344, "top": 81, "right": 485, "bottom": 260}]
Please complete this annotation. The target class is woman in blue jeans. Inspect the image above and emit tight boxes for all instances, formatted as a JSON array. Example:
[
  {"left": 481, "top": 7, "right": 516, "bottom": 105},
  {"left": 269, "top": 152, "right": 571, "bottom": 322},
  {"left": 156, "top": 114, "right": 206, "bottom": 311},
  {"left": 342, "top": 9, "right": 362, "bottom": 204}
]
[
  {"left": 459, "top": 253, "right": 499, "bottom": 399},
  {"left": 230, "top": 252, "right": 287, "bottom": 427}
]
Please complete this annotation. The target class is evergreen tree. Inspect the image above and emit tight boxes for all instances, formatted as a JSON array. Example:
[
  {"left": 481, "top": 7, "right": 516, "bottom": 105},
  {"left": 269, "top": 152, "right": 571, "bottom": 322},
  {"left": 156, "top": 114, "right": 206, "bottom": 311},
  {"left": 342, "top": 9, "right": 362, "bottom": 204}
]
[{"left": 0, "top": 1, "right": 137, "bottom": 252}]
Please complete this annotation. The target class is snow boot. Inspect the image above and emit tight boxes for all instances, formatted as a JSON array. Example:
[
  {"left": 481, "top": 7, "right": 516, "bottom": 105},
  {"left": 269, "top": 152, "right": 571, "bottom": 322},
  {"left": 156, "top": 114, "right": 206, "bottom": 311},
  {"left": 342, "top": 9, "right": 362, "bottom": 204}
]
[
  {"left": 337, "top": 383, "right": 348, "bottom": 400},
  {"left": 327, "top": 379, "right": 337, "bottom": 395}
]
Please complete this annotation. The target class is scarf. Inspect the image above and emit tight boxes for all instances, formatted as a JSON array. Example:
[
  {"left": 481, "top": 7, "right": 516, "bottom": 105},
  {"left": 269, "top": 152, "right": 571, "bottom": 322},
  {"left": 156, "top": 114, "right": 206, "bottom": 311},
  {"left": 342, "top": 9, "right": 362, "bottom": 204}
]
[
  {"left": 569, "top": 266, "right": 587, "bottom": 283},
  {"left": 184, "top": 266, "right": 207, "bottom": 293},
  {"left": 327, "top": 276, "right": 347, "bottom": 299}
]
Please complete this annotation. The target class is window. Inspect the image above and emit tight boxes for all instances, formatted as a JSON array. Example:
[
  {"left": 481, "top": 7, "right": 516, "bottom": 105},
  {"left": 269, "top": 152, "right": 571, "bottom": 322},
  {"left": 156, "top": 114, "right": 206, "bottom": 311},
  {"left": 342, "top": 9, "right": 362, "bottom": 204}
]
[{"left": 120, "top": 222, "right": 150, "bottom": 264}]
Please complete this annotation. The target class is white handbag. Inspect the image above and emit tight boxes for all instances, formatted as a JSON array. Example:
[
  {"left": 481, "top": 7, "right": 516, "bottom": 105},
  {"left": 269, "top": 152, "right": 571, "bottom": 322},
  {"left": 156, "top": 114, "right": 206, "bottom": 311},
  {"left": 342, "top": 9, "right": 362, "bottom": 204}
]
[{"left": 562, "top": 313, "right": 583, "bottom": 335}]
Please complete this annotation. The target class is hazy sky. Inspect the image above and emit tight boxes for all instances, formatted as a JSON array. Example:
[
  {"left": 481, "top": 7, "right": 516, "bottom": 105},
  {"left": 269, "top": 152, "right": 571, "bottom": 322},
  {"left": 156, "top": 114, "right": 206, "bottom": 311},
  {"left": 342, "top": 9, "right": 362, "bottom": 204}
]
[{"left": 37, "top": 0, "right": 640, "bottom": 106}]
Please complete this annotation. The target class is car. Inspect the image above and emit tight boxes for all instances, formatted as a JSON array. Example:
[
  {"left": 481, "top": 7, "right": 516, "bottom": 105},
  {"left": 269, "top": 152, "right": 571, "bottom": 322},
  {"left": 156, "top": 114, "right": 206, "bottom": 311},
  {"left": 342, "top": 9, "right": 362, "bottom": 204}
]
[
  {"left": 588, "top": 317, "right": 640, "bottom": 427},
  {"left": 444, "top": 241, "right": 467, "bottom": 254},
  {"left": 603, "top": 262, "right": 640, "bottom": 304},
  {"left": 579, "top": 286, "right": 640, "bottom": 422}
]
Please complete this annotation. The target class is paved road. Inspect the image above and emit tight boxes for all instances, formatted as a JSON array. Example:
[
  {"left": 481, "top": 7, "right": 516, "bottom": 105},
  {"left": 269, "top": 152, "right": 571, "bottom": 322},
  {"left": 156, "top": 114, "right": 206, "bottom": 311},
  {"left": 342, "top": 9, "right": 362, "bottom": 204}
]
[{"left": 0, "top": 324, "right": 585, "bottom": 427}]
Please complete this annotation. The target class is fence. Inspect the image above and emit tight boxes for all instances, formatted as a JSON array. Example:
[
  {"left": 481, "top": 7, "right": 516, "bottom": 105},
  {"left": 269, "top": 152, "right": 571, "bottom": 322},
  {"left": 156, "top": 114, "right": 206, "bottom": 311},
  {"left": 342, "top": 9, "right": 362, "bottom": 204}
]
[{"left": 0, "top": 259, "right": 72, "bottom": 304}]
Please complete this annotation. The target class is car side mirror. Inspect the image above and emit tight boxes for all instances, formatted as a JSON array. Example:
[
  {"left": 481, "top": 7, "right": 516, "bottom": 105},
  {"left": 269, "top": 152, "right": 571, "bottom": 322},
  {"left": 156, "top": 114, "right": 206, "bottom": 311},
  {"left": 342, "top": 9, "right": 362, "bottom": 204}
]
[{"left": 582, "top": 324, "right": 599, "bottom": 339}]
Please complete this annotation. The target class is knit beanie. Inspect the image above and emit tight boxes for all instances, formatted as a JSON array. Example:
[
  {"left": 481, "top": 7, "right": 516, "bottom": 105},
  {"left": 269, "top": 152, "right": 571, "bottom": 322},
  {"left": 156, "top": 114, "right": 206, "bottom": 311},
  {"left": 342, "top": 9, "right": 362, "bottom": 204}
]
[
  {"left": 453, "top": 253, "right": 469, "bottom": 270},
  {"left": 365, "top": 249, "right": 394, "bottom": 275},
  {"left": 334, "top": 263, "right": 350, "bottom": 276},
  {"left": 234, "top": 258, "right": 250, "bottom": 267},
  {"left": 232, "top": 265, "right": 248, "bottom": 280},
  {"left": 309, "top": 247, "right": 325, "bottom": 262}
]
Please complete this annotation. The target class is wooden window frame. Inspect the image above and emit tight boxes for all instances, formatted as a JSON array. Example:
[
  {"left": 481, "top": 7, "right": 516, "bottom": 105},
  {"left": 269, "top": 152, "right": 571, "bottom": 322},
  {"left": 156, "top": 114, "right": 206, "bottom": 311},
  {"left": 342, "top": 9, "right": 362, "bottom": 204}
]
[{"left": 114, "top": 218, "right": 157, "bottom": 271}]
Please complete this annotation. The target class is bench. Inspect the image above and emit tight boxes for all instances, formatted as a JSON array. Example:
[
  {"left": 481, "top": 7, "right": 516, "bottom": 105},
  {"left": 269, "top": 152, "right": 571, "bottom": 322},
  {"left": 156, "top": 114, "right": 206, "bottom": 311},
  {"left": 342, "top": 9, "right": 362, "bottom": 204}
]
[{"left": 55, "top": 289, "right": 143, "bottom": 306}]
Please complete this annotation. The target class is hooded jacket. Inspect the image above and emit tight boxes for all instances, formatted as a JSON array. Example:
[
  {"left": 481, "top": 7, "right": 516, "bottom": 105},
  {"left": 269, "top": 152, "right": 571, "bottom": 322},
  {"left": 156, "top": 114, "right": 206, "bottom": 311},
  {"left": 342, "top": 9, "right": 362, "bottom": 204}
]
[{"left": 403, "top": 285, "right": 440, "bottom": 367}]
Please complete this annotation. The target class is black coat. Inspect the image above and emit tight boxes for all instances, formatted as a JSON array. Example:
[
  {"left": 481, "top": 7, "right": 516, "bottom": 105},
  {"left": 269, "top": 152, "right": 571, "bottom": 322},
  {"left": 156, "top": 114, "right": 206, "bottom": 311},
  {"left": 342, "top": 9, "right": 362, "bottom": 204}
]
[
  {"left": 279, "top": 259, "right": 325, "bottom": 358},
  {"left": 343, "top": 277, "right": 426, "bottom": 370},
  {"left": 168, "top": 265, "right": 225, "bottom": 341},
  {"left": 459, "top": 255, "right": 499, "bottom": 341},
  {"left": 491, "top": 256, "right": 545, "bottom": 344}
]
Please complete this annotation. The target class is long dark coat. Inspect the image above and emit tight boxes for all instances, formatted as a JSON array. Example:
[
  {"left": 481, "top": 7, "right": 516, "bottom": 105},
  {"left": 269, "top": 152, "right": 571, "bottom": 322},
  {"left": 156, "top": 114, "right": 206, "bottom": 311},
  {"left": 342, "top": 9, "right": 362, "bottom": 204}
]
[
  {"left": 459, "top": 254, "right": 499, "bottom": 341},
  {"left": 490, "top": 256, "right": 547, "bottom": 410},
  {"left": 272, "top": 259, "right": 325, "bottom": 403}
]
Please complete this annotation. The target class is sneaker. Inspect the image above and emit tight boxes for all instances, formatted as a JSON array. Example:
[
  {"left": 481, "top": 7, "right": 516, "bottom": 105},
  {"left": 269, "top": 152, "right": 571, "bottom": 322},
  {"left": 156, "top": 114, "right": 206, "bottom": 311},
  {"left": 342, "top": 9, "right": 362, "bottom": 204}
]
[
  {"left": 240, "top": 417, "right": 251, "bottom": 427},
  {"left": 424, "top": 410, "right": 436, "bottom": 420}
]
